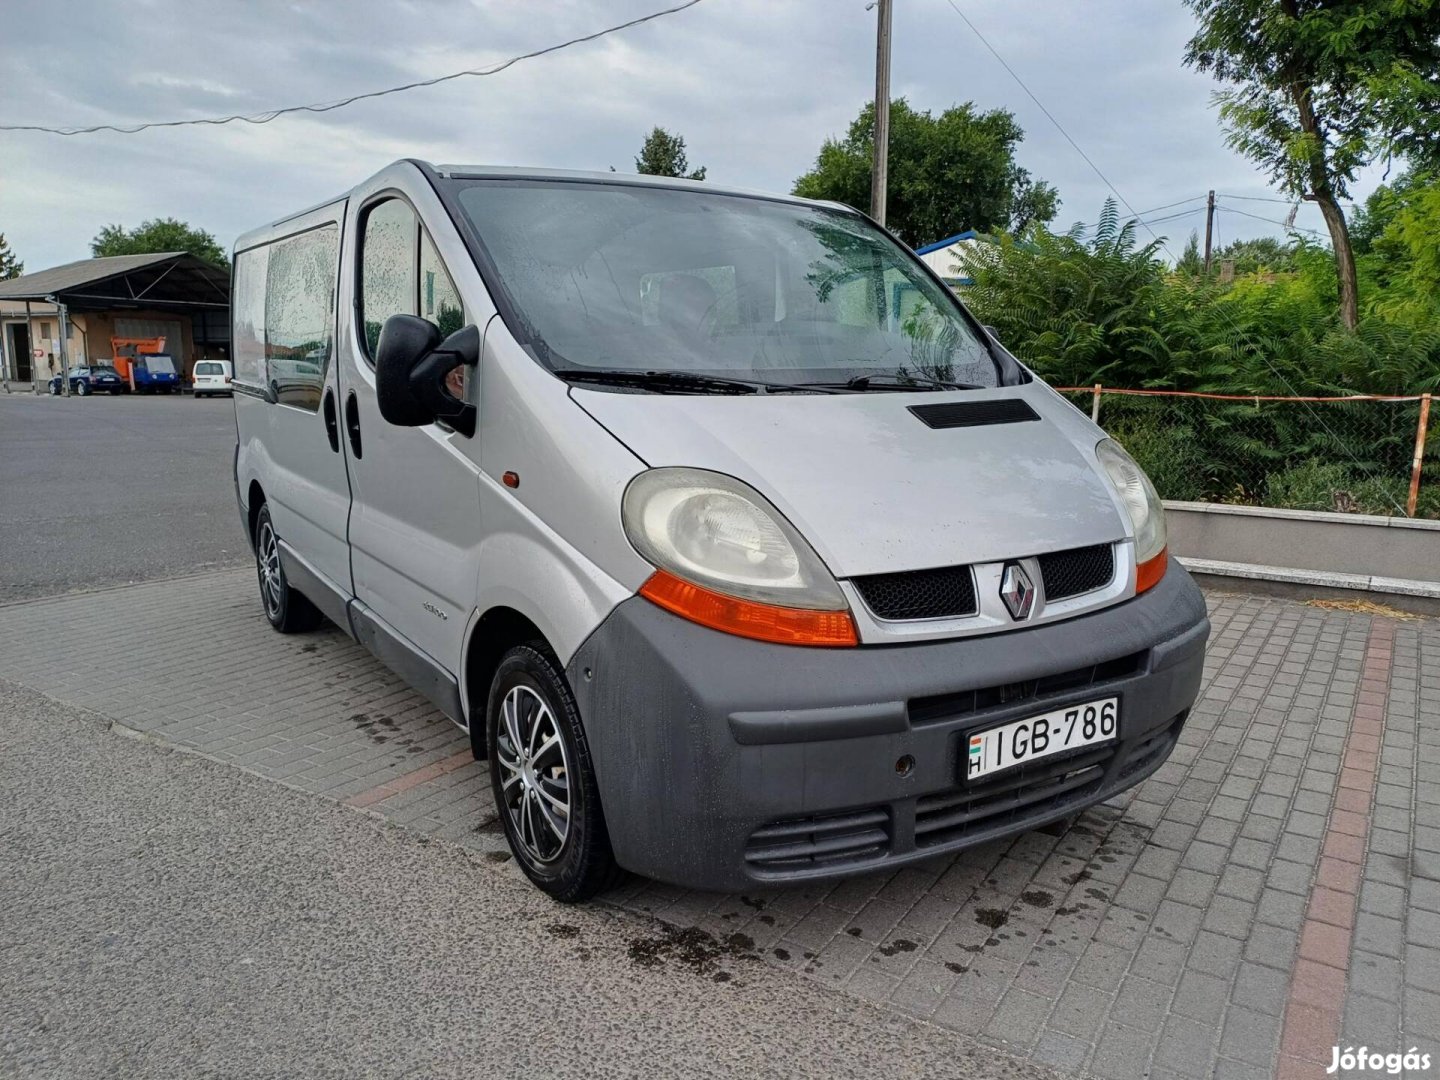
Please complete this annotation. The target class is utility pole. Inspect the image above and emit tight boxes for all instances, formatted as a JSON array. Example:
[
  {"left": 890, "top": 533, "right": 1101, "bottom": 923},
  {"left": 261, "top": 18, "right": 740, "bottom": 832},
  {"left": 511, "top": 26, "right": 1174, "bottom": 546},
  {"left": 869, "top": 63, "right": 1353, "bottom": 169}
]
[
  {"left": 870, "top": 0, "right": 892, "bottom": 227},
  {"left": 1203, "top": 190, "right": 1215, "bottom": 274}
]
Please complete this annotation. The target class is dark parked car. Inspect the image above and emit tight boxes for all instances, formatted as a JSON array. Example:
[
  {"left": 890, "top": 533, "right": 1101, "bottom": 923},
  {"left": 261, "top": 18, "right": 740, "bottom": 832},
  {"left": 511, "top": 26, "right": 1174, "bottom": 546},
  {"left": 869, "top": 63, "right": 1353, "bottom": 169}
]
[{"left": 48, "top": 365, "right": 124, "bottom": 396}]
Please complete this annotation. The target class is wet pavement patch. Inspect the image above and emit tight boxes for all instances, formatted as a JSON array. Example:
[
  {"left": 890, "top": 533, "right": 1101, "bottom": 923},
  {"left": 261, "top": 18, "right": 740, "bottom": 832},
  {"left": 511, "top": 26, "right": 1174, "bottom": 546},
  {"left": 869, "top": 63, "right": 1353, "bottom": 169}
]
[
  {"left": 1019, "top": 889, "right": 1054, "bottom": 908},
  {"left": 625, "top": 924, "right": 760, "bottom": 978},
  {"left": 975, "top": 907, "right": 1009, "bottom": 929},
  {"left": 546, "top": 923, "right": 580, "bottom": 939},
  {"left": 877, "top": 939, "right": 917, "bottom": 957}
]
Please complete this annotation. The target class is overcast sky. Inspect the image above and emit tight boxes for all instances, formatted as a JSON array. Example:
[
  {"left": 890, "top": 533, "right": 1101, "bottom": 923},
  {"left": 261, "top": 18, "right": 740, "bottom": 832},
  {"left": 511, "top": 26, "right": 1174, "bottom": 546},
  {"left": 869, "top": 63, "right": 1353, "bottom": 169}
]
[{"left": 0, "top": 0, "right": 1393, "bottom": 272}]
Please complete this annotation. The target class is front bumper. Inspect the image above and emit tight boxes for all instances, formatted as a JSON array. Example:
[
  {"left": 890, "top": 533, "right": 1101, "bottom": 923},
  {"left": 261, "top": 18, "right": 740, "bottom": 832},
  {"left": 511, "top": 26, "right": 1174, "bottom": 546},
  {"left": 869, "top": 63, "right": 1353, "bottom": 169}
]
[{"left": 568, "top": 556, "right": 1209, "bottom": 892}]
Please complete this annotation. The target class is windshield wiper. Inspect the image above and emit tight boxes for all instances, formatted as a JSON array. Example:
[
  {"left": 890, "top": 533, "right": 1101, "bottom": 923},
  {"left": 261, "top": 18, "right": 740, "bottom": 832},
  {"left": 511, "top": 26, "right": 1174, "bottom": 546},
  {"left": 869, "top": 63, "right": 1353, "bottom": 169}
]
[
  {"left": 796, "top": 374, "right": 984, "bottom": 392},
  {"left": 555, "top": 369, "right": 837, "bottom": 395}
]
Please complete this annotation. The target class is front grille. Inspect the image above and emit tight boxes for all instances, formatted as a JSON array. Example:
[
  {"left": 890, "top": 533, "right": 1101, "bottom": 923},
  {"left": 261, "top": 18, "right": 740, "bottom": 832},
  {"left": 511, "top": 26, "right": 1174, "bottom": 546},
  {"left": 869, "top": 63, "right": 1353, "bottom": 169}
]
[
  {"left": 852, "top": 564, "right": 978, "bottom": 621},
  {"left": 1038, "top": 543, "right": 1115, "bottom": 600},
  {"left": 908, "top": 650, "right": 1146, "bottom": 726},
  {"left": 915, "top": 744, "right": 1113, "bottom": 848},
  {"left": 909, "top": 399, "right": 1040, "bottom": 429},
  {"left": 746, "top": 807, "right": 890, "bottom": 872}
]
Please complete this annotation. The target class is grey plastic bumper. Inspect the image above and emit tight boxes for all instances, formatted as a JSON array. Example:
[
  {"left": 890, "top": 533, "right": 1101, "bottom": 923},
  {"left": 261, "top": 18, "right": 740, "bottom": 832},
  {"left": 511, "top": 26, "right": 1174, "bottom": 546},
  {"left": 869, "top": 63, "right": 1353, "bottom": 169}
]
[{"left": 568, "top": 557, "right": 1209, "bottom": 893}]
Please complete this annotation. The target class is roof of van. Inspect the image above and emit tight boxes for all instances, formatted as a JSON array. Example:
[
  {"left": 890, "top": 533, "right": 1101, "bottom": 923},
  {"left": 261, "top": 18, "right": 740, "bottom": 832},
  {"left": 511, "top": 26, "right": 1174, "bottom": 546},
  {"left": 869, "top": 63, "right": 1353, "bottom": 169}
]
[
  {"left": 431, "top": 164, "right": 825, "bottom": 206},
  {"left": 233, "top": 160, "right": 851, "bottom": 252}
]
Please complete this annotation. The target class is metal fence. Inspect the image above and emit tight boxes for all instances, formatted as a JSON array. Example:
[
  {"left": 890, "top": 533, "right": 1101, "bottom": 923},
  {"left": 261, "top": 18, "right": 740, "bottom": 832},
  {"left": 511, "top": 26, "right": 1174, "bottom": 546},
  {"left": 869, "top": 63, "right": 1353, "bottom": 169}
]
[{"left": 1059, "top": 387, "right": 1437, "bottom": 520}]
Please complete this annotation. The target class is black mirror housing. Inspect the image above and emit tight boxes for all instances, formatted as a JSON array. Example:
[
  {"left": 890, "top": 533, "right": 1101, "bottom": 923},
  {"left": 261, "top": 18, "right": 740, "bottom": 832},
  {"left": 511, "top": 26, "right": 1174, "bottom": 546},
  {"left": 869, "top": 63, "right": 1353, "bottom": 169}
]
[{"left": 375, "top": 314, "right": 479, "bottom": 437}]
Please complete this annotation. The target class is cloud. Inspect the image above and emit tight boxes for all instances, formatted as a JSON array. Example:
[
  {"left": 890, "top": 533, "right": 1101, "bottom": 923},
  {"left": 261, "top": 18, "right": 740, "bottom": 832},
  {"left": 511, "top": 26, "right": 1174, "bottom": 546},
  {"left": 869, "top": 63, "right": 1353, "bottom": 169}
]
[{"left": 0, "top": 0, "right": 1389, "bottom": 270}]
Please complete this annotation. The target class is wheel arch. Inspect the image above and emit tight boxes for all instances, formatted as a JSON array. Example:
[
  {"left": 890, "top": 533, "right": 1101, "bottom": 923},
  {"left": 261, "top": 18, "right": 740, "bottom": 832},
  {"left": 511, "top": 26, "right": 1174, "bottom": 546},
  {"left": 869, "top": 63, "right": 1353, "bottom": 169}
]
[
  {"left": 245, "top": 480, "right": 266, "bottom": 550},
  {"left": 462, "top": 605, "right": 552, "bottom": 759}
]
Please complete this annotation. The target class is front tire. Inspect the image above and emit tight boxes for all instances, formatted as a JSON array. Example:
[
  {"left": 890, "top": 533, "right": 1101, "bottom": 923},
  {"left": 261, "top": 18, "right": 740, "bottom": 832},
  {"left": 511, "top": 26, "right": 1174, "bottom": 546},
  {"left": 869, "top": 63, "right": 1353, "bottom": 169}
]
[
  {"left": 487, "top": 644, "right": 620, "bottom": 902},
  {"left": 253, "top": 503, "right": 322, "bottom": 633},
  {"left": 76, "top": 381, "right": 89, "bottom": 397}
]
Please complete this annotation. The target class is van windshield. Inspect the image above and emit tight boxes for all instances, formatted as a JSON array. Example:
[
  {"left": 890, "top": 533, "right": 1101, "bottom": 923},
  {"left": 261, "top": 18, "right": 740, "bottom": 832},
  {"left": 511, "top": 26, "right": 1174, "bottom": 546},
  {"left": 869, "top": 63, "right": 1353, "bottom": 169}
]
[{"left": 449, "top": 180, "right": 1002, "bottom": 391}]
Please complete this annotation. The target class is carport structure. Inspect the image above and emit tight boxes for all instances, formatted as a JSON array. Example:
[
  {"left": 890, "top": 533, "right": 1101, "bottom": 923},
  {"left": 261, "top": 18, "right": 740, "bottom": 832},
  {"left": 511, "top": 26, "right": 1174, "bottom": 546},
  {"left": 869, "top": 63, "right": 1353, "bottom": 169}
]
[{"left": 0, "top": 252, "right": 229, "bottom": 393}]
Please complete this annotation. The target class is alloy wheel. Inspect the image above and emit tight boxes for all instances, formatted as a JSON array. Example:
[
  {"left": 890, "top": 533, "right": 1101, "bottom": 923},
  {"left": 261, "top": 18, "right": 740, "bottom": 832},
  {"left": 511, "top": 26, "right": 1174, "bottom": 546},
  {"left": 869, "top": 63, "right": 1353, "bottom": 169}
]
[
  {"left": 256, "top": 520, "right": 282, "bottom": 618},
  {"left": 495, "top": 684, "right": 571, "bottom": 863}
]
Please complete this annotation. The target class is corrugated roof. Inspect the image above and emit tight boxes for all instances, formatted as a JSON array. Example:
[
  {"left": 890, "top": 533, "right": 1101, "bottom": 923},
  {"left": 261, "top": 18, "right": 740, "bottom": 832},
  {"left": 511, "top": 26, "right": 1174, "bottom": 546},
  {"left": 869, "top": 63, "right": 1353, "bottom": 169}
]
[
  {"left": 0, "top": 251, "right": 229, "bottom": 310},
  {"left": 0, "top": 252, "right": 189, "bottom": 300}
]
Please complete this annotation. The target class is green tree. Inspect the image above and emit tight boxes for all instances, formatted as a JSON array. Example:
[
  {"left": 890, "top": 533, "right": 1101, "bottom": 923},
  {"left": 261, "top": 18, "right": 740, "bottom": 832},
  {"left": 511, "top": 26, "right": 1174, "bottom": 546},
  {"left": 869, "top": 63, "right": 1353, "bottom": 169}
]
[
  {"left": 1215, "top": 235, "right": 1299, "bottom": 273},
  {"left": 634, "top": 127, "right": 706, "bottom": 180},
  {"left": 792, "top": 99, "right": 1058, "bottom": 247},
  {"left": 1176, "top": 230, "right": 1205, "bottom": 275},
  {"left": 1183, "top": 0, "right": 1440, "bottom": 330},
  {"left": 91, "top": 217, "right": 228, "bottom": 267},
  {"left": 0, "top": 233, "right": 22, "bottom": 280},
  {"left": 1350, "top": 169, "right": 1427, "bottom": 253}
]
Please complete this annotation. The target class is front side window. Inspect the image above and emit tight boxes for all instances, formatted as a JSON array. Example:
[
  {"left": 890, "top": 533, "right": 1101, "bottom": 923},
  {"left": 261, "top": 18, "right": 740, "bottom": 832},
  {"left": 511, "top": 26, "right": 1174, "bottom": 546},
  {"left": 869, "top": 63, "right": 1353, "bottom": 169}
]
[
  {"left": 449, "top": 180, "right": 1001, "bottom": 390},
  {"left": 360, "top": 198, "right": 466, "bottom": 360},
  {"left": 419, "top": 230, "right": 464, "bottom": 338},
  {"left": 360, "top": 199, "right": 417, "bottom": 358},
  {"left": 265, "top": 225, "right": 339, "bottom": 411}
]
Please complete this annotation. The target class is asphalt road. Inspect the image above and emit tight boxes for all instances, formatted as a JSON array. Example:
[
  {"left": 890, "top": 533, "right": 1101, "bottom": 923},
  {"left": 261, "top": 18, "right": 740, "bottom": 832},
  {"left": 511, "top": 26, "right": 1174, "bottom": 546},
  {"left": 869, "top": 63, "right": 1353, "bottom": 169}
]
[
  {"left": 0, "top": 678, "right": 1056, "bottom": 1080},
  {"left": 0, "top": 392, "right": 247, "bottom": 602}
]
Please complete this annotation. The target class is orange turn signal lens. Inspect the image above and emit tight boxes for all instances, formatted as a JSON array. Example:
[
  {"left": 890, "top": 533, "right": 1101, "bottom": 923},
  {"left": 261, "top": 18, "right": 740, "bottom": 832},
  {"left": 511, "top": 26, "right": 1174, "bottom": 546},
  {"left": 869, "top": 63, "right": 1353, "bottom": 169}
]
[
  {"left": 1136, "top": 547, "right": 1168, "bottom": 594},
  {"left": 638, "top": 569, "right": 859, "bottom": 647}
]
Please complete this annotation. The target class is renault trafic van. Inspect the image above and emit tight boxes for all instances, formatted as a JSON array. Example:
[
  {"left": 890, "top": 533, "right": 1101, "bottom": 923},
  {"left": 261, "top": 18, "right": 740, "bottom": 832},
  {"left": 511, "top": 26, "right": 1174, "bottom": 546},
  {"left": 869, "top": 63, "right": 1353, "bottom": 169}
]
[{"left": 233, "top": 161, "right": 1209, "bottom": 902}]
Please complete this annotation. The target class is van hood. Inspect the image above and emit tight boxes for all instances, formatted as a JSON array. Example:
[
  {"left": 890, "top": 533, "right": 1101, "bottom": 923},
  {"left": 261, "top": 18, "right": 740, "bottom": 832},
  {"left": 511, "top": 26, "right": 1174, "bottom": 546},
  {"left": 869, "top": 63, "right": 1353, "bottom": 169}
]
[{"left": 572, "top": 386, "right": 1128, "bottom": 578}]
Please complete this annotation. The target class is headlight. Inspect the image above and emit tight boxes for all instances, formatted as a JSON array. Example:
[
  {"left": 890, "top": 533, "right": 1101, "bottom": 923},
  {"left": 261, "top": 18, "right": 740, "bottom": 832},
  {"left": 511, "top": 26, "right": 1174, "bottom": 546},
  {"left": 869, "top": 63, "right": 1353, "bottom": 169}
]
[
  {"left": 623, "top": 468, "right": 845, "bottom": 609},
  {"left": 622, "top": 468, "right": 856, "bottom": 646},
  {"left": 1096, "top": 438, "right": 1168, "bottom": 571}
]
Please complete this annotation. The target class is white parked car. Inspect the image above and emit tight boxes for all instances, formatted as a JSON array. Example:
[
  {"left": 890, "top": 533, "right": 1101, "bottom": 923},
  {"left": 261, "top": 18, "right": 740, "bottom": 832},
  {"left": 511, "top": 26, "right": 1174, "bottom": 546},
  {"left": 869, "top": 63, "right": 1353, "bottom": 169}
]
[
  {"left": 232, "top": 161, "right": 1209, "bottom": 902},
  {"left": 192, "top": 359, "right": 233, "bottom": 397}
]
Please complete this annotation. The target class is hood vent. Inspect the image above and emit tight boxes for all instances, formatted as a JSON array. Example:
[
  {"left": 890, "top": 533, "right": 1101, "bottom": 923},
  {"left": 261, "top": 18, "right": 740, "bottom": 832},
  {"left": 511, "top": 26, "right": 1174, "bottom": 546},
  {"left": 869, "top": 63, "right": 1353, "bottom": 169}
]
[{"left": 909, "top": 399, "right": 1040, "bottom": 429}]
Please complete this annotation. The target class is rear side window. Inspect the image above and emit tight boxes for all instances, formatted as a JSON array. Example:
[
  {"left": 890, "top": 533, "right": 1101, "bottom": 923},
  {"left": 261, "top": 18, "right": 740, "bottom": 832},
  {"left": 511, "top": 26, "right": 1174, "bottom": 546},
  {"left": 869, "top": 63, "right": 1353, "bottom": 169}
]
[
  {"left": 359, "top": 197, "right": 464, "bottom": 360},
  {"left": 265, "top": 225, "right": 339, "bottom": 411},
  {"left": 232, "top": 247, "right": 268, "bottom": 387}
]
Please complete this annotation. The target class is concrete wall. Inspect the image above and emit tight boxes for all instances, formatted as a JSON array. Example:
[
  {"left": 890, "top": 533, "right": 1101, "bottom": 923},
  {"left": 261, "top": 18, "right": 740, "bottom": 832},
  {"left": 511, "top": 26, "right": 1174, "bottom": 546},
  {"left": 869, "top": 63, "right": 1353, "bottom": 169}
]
[{"left": 1165, "top": 500, "right": 1440, "bottom": 598}]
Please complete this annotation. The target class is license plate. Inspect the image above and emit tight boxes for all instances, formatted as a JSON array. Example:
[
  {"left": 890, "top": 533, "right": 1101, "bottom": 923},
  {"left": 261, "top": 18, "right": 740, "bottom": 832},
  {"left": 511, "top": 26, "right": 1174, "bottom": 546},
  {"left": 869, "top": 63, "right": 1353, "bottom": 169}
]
[{"left": 965, "top": 697, "right": 1118, "bottom": 782}]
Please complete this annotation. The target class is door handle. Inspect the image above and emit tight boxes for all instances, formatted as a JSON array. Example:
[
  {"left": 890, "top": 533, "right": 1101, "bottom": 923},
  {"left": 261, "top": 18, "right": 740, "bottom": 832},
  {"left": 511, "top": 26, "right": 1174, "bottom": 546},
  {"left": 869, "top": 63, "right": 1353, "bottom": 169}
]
[
  {"left": 322, "top": 388, "right": 340, "bottom": 453},
  {"left": 344, "top": 390, "right": 362, "bottom": 459}
]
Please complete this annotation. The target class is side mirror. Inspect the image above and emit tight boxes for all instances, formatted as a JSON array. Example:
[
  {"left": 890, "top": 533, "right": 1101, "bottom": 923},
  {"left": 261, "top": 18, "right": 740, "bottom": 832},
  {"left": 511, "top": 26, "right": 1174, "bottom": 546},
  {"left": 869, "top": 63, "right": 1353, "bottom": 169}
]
[
  {"left": 982, "top": 324, "right": 1000, "bottom": 342},
  {"left": 375, "top": 314, "right": 479, "bottom": 437}
]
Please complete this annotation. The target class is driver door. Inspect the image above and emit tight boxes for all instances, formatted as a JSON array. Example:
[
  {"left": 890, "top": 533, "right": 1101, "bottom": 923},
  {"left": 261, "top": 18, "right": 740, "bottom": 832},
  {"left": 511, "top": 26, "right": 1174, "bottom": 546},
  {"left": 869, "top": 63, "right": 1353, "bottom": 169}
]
[{"left": 338, "top": 186, "right": 485, "bottom": 681}]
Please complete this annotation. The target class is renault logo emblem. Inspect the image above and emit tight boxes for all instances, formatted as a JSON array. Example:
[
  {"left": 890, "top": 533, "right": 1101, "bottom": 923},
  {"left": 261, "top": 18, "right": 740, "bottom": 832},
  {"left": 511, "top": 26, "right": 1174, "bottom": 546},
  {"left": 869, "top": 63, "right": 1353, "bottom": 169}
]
[{"left": 1000, "top": 562, "right": 1036, "bottom": 621}]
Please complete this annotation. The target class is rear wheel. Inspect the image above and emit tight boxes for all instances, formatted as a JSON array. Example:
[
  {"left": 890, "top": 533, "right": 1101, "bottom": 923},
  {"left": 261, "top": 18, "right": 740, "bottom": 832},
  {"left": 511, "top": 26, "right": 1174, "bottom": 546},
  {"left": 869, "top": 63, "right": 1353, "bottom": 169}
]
[
  {"left": 253, "top": 503, "right": 322, "bottom": 633},
  {"left": 487, "top": 644, "right": 620, "bottom": 902},
  {"left": 49, "top": 382, "right": 59, "bottom": 396}
]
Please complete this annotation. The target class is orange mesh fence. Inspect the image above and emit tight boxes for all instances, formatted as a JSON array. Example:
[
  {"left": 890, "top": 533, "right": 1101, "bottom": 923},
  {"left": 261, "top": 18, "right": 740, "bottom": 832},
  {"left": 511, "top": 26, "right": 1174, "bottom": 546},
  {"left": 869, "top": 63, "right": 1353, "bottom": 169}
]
[{"left": 1057, "top": 387, "right": 1437, "bottom": 520}]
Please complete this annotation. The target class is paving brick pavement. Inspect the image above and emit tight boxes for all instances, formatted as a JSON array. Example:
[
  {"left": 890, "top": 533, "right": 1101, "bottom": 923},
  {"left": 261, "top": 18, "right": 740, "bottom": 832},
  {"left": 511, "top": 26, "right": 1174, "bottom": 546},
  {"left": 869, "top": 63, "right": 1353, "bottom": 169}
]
[{"left": 0, "top": 568, "right": 1435, "bottom": 1079}]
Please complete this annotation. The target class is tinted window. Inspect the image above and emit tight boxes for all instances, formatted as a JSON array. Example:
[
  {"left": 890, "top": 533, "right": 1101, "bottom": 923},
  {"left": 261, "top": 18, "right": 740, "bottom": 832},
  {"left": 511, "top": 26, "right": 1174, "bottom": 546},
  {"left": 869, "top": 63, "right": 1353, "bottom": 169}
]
[
  {"left": 194, "top": 361, "right": 223, "bottom": 375},
  {"left": 360, "top": 199, "right": 416, "bottom": 358},
  {"left": 265, "top": 225, "right": 339, "bottom": 411},
  {"left": 232, "top": 246, "right": 268, "bottom": 386},
  {"left": 451, "top": 181, "right": 999, "bottom": 388}
]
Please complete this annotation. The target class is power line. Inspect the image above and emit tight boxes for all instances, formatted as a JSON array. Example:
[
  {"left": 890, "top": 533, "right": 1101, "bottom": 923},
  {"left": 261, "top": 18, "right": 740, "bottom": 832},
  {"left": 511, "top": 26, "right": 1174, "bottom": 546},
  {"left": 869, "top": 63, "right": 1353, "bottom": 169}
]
[
  {"left": 0, "top": 0, "right": 707, "bottom": 136},
  {"left": 1217, "top": 203, "right": 1326, "bottom": 236},
  {"left": 939, "top": 0, "right": 1151, "bottom": 229},
  {"left": 1218, "top": 192, "right": 1358, "bottom": 207},
  {"left": 1131, "top": 194, "right": 1209, "bottom": 217},
  {"left": 939, "top": 0, "right": 1407, "bottom": 514}
]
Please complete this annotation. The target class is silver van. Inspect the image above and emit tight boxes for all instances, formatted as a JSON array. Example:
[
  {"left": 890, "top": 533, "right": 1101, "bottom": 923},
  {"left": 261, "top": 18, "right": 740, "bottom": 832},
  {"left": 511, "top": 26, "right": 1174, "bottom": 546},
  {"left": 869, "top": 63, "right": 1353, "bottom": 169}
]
[{"left": 233, "top": 161, "right": 1209, "bottom": 901}]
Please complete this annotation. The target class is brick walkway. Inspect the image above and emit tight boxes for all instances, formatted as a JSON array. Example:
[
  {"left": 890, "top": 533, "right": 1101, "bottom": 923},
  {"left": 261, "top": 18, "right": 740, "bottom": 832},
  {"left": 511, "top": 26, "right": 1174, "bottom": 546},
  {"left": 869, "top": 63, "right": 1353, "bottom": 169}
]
[{"left": 0, "top": 569, "right": 1435, "bottom": 1078}]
